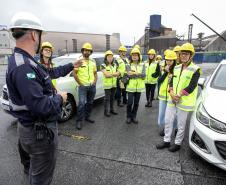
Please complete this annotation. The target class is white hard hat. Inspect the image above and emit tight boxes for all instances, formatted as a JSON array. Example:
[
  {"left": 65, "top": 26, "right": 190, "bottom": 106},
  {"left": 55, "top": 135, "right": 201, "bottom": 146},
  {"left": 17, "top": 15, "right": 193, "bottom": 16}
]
[{"left": 9, "top": 12, "right": 44, "bottom": 31}]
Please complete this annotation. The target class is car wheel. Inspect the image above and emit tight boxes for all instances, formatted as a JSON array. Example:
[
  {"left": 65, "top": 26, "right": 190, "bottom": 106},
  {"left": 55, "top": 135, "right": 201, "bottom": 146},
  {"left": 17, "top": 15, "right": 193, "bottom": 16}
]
[{"left": 58, "top": 96, "right": 76, "bottom": 122}]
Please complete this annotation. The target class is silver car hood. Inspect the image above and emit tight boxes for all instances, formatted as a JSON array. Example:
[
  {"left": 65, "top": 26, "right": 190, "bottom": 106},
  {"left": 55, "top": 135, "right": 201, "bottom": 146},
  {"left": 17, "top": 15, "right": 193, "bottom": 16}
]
[{"left": 202, "top": 87, "right": 226, "bottom": 123}]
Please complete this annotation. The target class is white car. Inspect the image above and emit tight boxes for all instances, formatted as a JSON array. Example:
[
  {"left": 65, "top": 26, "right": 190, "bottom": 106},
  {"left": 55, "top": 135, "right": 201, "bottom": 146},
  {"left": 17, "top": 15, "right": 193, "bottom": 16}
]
[
  {"left": 0, "top": 52, "right": 119, "bottom": 122},
  {"left": 189, "top": 60, "right": 226, "bottom": 170}
]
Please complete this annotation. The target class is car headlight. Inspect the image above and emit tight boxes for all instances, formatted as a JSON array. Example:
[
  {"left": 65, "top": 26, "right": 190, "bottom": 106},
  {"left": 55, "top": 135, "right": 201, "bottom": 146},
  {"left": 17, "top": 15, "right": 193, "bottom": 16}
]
[{"left": 196, "top": 103, "right": 226, "bottom": 134}]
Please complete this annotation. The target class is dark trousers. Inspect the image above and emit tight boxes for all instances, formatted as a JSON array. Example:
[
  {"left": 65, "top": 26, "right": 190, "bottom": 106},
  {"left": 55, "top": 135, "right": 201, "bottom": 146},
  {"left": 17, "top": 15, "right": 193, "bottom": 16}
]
[
  {"left": 115, "top": 79, "right": 127, "bottom": 104},
  {"left": 127, "top": 92, "right": 141, "bottom": 119},
  {"left": 18, "top": 140, "right": 30, "bottom": 170},
  {"left": 145, "top": 84, "right": 156, "bottom": 102},
  {"left": 77, "top": 85, "right": 96, "bottom": 122},
  {"left": 104, "top": 88, "right": 116, "bottom": 113},
  {"left": 18, "top": 122, "right": 58, "bottom": 185}
]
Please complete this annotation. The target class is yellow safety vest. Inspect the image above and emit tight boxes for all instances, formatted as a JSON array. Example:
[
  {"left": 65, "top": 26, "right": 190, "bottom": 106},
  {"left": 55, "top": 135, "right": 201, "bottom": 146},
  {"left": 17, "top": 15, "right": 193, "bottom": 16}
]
[
  {"left": 144, "top": 60, "right": 158, "bottom": 84},
  {"left": 101, "top": 64, "right": 117, "bottom": 89},
  {"left": 168, "top": 62, "right": 200, "bottom": 111},
  {"left": 158, "top": 73, "right": 173, "bottom": 101},
  {"left": 126, "top": 62, "right": 145, "bottom": 93},
  {"left": 77, "top": 59, "right": 96, "bottom": 86},
  {"left": 117, "top": 57, "right": 129, "bottom": 77}
]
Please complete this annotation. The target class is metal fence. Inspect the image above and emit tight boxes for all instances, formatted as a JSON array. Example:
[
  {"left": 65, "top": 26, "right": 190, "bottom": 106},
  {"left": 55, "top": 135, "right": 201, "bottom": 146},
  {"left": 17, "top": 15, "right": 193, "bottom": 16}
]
[{"left": 193, "top": 52, "right": 226, "bottom": 64}]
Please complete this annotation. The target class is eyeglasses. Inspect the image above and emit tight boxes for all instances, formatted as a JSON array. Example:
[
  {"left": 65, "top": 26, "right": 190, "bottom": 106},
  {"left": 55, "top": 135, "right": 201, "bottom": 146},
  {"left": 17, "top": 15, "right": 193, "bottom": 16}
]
[
  {"left": 180, "top": 52, "right": 190, "bottom": 56},
  {"left": 43, "top": 48, "right": 52, "bottom": 52}
]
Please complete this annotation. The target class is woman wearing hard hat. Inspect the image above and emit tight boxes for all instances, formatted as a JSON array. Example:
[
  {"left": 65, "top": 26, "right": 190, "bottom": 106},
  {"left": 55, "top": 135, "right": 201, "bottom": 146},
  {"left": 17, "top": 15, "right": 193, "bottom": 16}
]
[
  {"left": 101, "top": 50, "right": 120, "bottom": 117},
  {"left": 126, "top": 47, "right": 146, "bottom": 124},
  {"left": 39, "top": 42, "right": 57, "bottom": 87},
  {"left": 144, "top": 49, "right": 160, "bottom": 107},
  {"left": 157, "top": 50, "right": 177, "bottom": 136}
]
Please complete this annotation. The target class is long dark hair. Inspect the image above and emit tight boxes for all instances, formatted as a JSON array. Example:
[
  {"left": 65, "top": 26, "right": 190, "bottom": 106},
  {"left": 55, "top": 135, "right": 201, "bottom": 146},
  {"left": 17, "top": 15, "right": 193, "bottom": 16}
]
[
  {"left": 129, "top": 55, "right": 141, "bottom": 64},
  {"left": 39, "top": 47, "right": 53, "bottom": 68},
  {"left": 168, "top": 60, "right": 177, "bottom": 74},
  {"left": 104, "top": 55, "right": 115, "bottom": 66}
]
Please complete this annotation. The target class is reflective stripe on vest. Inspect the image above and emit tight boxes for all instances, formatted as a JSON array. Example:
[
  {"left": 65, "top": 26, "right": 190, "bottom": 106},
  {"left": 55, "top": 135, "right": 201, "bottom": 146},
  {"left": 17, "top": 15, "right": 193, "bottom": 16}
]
[
  {"left": 158, "top": 75, "right": 169, "bottom": 101},
  {"left": 168, "top": 62, "right": 200, "bottom": 111},
  {"left": 77, "top": 59, "right": 96, "bottom": 86},
  {"left": 10, "top": 52, "right": 53, "bottom": 112},
  {"left": 145, "top": 61, "right": 158, "bottom": 84},
  {"left": 126, "top": 63, "right": 145, "bottom": 92},
  {"left": 102, "top": 64, "right": 117, "bottom": 89},
  {"left": 117, "top": 58, "right": 129, "bottom": 77}
]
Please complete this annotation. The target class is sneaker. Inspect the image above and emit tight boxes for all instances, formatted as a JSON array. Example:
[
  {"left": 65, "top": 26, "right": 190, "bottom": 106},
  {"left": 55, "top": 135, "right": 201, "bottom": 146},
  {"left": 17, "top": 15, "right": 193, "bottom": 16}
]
[
  {"left": 85, "top": 118, "right": 95, "bottom": 123},
  {"left": 76, "top": 121, "right": 82, "bottom": 130},
  {"left": 117, "top": 103, "right": 124, "bottom": 107},
  {"left": 156, "top": 142, "right": 170, "bottom": 149},
  {"left": 168, "top": 144, "right": 181, "bottom": 152},
  {"left": 126, "top": 118, "right": 131, "bottom": 124},
  {"left": 132, "top": 118, "right": 138, "bottom": 124},
  {"left": 104, "top": 112, "right": 110, "bottom": 117},
  {"left": 110, "top": 111, "right": 118, "bottom": 115},
  {"left": 145, "top": 102, "right": 149, "bottom": 107}
]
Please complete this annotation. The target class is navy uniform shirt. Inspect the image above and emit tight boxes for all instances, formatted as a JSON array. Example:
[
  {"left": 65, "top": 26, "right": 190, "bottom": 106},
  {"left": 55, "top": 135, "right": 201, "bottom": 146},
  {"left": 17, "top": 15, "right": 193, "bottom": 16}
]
[{"left": 6, "top": 47, "right": 74, "bottom": 126}]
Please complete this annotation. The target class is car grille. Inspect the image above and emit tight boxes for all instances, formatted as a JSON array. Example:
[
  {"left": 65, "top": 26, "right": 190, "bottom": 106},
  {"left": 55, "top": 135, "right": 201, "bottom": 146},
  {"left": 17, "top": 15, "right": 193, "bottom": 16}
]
[
  {"left": 215, "top": 141, "right": 226, "bottom": 160},
  {"left": 191, "top": 131, "right": 209, "bottom": 153},
  {"left": 2, "top": 90, "right": 9, "bottom": 100}
]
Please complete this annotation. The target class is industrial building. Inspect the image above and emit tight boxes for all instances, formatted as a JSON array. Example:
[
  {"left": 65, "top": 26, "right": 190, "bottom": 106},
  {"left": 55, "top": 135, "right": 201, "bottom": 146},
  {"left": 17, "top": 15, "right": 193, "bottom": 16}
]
[
  {"left": 0, "top": 26, "right": 121, "bottom": 56},
  {"left": 135, "top": 14, "right": 226, "bottom": 55}
]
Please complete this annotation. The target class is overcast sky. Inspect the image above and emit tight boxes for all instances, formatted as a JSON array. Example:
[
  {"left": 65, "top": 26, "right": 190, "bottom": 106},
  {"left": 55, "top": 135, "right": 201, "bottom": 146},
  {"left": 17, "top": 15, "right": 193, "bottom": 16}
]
[{"left": 0, "top": 0, "right": 225, "bottom": 45}]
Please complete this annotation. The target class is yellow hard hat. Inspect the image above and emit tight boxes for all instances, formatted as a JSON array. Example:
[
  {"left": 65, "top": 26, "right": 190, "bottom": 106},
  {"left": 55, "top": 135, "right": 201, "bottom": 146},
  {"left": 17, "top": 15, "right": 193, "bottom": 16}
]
[
  {"left": 82, "top": 42, "right": 93, "bottom": 51},
  {"left": 173, "top": 45, "right": 181, "bottom": 52},
  {"left": 165, "top": 50, "right": 177, "bottom": 60},
  {"left": 118, "top": 45, "right": 127, "bottom": 52},
  {"left": 130, "top": 47, "right": 141, "bottom": 55},
  {"left": 156, "top": 55, "right": 162, "bottom": 60},
  {"left": 180, "top": 43, "right": 195, "bottom": 55},
  {"left": 133, "top": 44, "right": 140, "bottom": 50},
  {"left": 105, "top": 50, "right": 113, "bottom": 56},
  {"left": 164, "top": 49, "right": 170, "bottom": 56},
  {"left": 41, "top": 42, "right": 54, "bottom": 50},
  {"left": 148, "top": 49, "right": 156, "bottom": 55}
]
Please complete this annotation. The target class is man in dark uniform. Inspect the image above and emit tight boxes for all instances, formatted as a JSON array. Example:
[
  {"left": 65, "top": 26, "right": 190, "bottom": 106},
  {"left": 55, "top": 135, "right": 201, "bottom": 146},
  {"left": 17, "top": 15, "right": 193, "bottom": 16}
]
[{"left": 6, "top": 12, "right": 81, "bottom": 185}]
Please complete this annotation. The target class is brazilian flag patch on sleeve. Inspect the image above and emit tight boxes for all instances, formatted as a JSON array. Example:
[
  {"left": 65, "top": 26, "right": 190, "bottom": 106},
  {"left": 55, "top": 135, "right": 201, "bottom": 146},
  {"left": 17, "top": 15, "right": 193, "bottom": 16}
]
[{"left": 26, "top": 72, "right": 36, "bottom": 79}]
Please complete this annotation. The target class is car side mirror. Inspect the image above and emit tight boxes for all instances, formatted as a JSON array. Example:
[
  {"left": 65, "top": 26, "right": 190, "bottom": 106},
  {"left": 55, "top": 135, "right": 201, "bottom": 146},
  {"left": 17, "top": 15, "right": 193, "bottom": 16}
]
[{"left": 198, "top": 77, "right": 206, "bottom": 89}]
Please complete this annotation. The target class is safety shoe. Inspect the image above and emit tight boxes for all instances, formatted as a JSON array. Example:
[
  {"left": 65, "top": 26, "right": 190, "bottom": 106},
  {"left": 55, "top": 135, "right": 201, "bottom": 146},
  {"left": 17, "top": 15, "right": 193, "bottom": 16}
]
[
  {"left": 159, "top": 129, "right": 165, "bottom": 137},
  {"left": 117, "top": 103, "right": 124, "bottom": 107},
  {"left": 126, "top": 118, "right": 131, "bottom": 124},
  {"left": 104, "top": 112, "right": 110, "bottom": 117},
  {"left": 156, "top": 142, "right": 170, "bottom": 149},
  {"left": 85, "top": 117, "right": 95, "bottom": 123},
  {"left": 148, "top": 101, "right": 152, "bottom": 107},
  {"left": 132, "top": 118, "right": 138, "bottom": 124},
  {"left": 110, "top": 110, "right": 118, "bottom": 115},
  {"left": 168, "top": 144, "right": 181, "bottom": 152},
  {"left": 76, "top": 121, "right": 82, "bottom": 130},
  {"left": 145, "top": 102, "right": 150, "bottom": 107}
]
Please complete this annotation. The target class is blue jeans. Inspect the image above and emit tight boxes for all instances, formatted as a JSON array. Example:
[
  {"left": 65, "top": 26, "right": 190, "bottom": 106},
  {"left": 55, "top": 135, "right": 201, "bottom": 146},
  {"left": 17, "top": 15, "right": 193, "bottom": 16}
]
[
  {"left": 77, "top": 85, "right": 96, "bottom": 122},
  {"left": 127, "top": 92, "right": 141, "bottom": 119},
  {"left": 158, "top": 100, "right": 177, "bottom": 129}
]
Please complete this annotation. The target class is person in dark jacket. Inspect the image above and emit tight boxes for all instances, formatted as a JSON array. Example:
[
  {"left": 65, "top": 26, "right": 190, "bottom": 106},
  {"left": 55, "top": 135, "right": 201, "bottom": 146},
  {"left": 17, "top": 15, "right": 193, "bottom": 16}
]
[{"left": 7, "top": 12, "right": 81, "bottom": 185}]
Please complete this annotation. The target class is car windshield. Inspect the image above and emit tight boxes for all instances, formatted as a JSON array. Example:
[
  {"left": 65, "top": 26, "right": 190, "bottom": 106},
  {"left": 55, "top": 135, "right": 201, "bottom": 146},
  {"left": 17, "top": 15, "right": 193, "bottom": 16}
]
[{"left": 210, "top": 64, "right": 226, "bottom": 90}]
